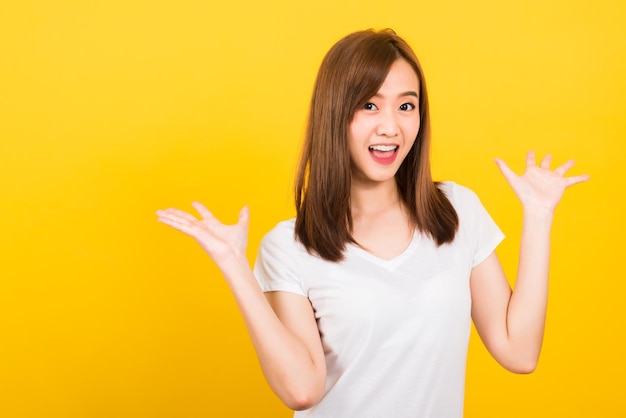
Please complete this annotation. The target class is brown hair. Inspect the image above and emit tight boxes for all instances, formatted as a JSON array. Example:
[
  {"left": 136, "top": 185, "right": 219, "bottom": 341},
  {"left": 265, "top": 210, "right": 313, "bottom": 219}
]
[{"left": 295, "top": 29, "right": 458, "bottom": 261}]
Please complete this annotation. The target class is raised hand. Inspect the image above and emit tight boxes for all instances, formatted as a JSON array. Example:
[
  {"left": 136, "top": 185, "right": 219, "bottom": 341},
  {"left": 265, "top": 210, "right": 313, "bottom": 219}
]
[
  {"left": 494, "top": 151, "right": 590, "bottom": 213},
  {"left": 156, "top": 203, "right": 250, "bottom": 270}
]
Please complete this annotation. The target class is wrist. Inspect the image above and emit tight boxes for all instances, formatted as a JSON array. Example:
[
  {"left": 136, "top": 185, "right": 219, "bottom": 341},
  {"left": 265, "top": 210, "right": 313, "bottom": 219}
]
[
  {"left": 521, "top": 204, "right": 554, "bottom": 227},
  {"left": 219, "top": 252, "right": 253, "bottom": 282}
]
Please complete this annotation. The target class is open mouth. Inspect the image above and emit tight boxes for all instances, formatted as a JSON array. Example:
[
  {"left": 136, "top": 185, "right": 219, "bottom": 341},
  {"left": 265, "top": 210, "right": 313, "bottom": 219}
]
[
  {"left": 368, "top": 145, "right": 399, "bottom": 164},
  {"left": 369, "top": 145, "right": 398, "bottom": 152}
]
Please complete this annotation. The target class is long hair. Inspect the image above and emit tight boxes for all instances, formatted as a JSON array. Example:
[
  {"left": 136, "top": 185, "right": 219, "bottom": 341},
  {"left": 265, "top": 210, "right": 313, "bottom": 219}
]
[{"left": 295, "top": 29, "right": 458, "bottom": 262}]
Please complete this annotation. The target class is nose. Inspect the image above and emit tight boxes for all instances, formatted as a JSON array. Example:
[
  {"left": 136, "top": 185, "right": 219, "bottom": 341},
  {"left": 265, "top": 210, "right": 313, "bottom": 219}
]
[{"left": 376, "top": 109, "right": 399, "bottom": 137}]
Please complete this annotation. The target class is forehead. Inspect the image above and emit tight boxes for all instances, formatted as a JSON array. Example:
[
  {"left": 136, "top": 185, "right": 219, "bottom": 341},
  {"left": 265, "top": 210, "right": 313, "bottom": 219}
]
[{"left": 377, "top": 59, "right": 420, "bottom": 94}]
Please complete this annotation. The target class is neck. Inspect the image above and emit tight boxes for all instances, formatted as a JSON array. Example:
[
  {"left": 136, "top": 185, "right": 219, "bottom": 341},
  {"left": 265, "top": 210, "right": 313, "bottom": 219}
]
[{"left": 350, "top": 178, "right": 402, "bottom": 218}]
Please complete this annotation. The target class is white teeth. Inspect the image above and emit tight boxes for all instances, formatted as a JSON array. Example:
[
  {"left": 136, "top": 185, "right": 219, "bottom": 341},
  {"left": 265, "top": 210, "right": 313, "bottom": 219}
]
[{"left": 369, "top": 145, "right": 397, "bottom": 151}]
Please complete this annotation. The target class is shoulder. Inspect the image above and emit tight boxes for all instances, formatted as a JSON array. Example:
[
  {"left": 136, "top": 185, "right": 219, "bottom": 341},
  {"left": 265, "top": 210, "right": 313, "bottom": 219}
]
[
  {"left": 262, "top": 218, "right": 297, "bottom": 243},
  {"left": 437, "top": 181, "right": 482, "bottom": 210},
  {"left": 259, "top": 218, "right": 306, "bottom": 258},
  {"left": 255, "top": 218, "right": 308, "bottom": 294}
]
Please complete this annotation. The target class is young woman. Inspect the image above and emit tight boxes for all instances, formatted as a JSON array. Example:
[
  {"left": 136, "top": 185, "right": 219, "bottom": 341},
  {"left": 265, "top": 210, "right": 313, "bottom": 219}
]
[{"left": 157, "top": 29, "right": 589, "bottom": 417}]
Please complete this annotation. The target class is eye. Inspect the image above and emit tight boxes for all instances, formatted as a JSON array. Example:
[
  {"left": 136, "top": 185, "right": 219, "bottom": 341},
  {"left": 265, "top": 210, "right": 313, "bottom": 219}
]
[
  {"left": 399, "top": 103, "right": 416, "bottom": 111},
  {"left": 363, "top": 102, "right": 378, "bottom": 111}
]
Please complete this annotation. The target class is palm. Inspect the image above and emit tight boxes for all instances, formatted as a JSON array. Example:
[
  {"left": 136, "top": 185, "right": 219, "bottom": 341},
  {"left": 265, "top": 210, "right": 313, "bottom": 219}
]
[
  {"left": 157, "top": 203, "right": 249, "bottom": 267},
  {"left": 495, "top": 152, "right": 589, "bottom": 212}
]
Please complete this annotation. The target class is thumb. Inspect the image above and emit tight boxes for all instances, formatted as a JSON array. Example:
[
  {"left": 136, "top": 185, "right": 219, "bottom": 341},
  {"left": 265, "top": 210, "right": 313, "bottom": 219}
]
[
  {"left": 238, "top": 206, "right": 250, "bottom": 228},
  {"left": 494, "top": 158, "right": 517, "bottom": 185}
]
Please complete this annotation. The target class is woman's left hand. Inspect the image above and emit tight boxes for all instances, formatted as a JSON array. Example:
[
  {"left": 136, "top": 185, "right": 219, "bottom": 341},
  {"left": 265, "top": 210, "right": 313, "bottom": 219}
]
[{"left": 495, "top": 151, "right": 590, "bottom": 213}]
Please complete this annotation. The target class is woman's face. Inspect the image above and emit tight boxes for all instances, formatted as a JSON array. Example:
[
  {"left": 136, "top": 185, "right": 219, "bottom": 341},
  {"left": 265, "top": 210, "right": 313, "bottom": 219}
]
[{"left": 348, "top": 58, "right": 420, "bottom": 188}]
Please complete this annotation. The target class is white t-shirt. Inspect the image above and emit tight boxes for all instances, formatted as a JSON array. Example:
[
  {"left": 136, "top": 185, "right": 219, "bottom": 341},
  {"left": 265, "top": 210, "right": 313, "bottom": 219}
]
[{"left": 254, "top": 182, "right": 504, "bottom": 418}]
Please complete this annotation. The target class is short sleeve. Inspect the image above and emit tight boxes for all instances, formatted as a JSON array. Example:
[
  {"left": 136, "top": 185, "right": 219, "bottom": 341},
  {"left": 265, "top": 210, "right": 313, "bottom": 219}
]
[
  {"left": 444, "top": 182, "right": 505, "bottom": 267},
  {"left": 253, "top": 220, "right": 307, "bottom": 296}
]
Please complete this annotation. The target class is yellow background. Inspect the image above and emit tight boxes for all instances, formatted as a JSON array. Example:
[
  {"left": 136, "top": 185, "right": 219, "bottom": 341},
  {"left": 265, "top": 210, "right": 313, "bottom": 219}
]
[{"left": 1, "top": 0, "right": 624, "bottom": 417}]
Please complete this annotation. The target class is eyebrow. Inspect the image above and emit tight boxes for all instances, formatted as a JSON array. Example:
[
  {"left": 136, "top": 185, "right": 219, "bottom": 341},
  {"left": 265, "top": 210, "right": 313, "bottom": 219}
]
[{"left": 373, "top": 91, "right": 419, "bottom": 99}]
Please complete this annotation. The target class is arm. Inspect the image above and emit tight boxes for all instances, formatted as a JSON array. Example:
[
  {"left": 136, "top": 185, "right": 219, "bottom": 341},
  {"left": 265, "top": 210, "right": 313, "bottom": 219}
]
[
  {"left": 156, "top": 204, "right": 326, "bottom": 409},
  {"left": 470, "top": 152, "right": 589, "bottom": 373}
]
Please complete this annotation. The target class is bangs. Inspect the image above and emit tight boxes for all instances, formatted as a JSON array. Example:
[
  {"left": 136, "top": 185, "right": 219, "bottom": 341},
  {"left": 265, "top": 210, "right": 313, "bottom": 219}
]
[{"left": 342, "top": 38, "right": 401, "bottom": 119}]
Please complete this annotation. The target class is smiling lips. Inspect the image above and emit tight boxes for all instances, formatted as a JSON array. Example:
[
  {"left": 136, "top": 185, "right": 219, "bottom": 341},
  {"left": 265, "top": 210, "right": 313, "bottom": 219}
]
[{"left": 368, "top": 144, "right": 399, "bottom": 164}]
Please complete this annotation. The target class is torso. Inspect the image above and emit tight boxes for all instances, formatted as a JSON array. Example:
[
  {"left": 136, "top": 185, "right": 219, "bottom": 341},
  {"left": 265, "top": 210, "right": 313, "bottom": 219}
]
[{"left": 254, "top": 182, "right": 506, "bottom": 418}]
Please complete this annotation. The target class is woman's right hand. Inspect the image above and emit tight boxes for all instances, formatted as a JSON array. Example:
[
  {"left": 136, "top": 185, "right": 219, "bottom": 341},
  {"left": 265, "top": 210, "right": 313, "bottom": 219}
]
[{"left": 156, "top": 203, "right": 250, "bottom": 271}]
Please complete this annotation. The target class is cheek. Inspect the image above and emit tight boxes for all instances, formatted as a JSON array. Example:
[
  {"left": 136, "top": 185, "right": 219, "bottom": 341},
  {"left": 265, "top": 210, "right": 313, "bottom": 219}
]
[
  {"left": 412, "top": 115, "right": 422, "bottom": 137},
  {"left": 349, "top": 115, "right": 366, "bottom": 135},
  {"left": 401, "top": 119, "right": 420, "bottom": 140},
  {"left": 346, "top": 131, "right": 360, "bottom": 162},
  {"left": 348, "top": 119, "right": 369, "bottom": 148},
  {"left": 404, "top": 121, "right": 420, "bottom": 151}
]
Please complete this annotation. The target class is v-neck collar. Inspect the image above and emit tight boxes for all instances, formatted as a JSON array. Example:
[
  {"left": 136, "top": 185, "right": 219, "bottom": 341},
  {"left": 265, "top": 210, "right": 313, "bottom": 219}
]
[{"left": 346, "top": 230, "right": 419, "bottom": 271}]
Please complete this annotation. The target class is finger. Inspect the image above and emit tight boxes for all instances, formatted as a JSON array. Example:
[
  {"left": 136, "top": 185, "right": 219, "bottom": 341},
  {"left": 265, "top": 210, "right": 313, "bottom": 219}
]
[
  {"left": 565, "top": 173, "right": 591, "bottom": 187},
  {"left": 540, "top": 154, "right": 552, "bottom": 169},
  {"left": 494, "top": 158, "right": 518, "bottom": 184},
  {"left": 554, "top": 159, "right": 576, "bottom": 176},
  {"left": 238, "top": 206, "right": 250, "bottom": 227},
  {"left": 157, "top": 215, "right": 201, "bottom": 237},
  {"left": 156, "top": 208, "right": 198, "bottom": 224},
  {"left": 192, "top": 202, "right": 215, "bottom": 220},
  {"left": 526, "top": 151, "right": 536, "bottom": 168}
]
